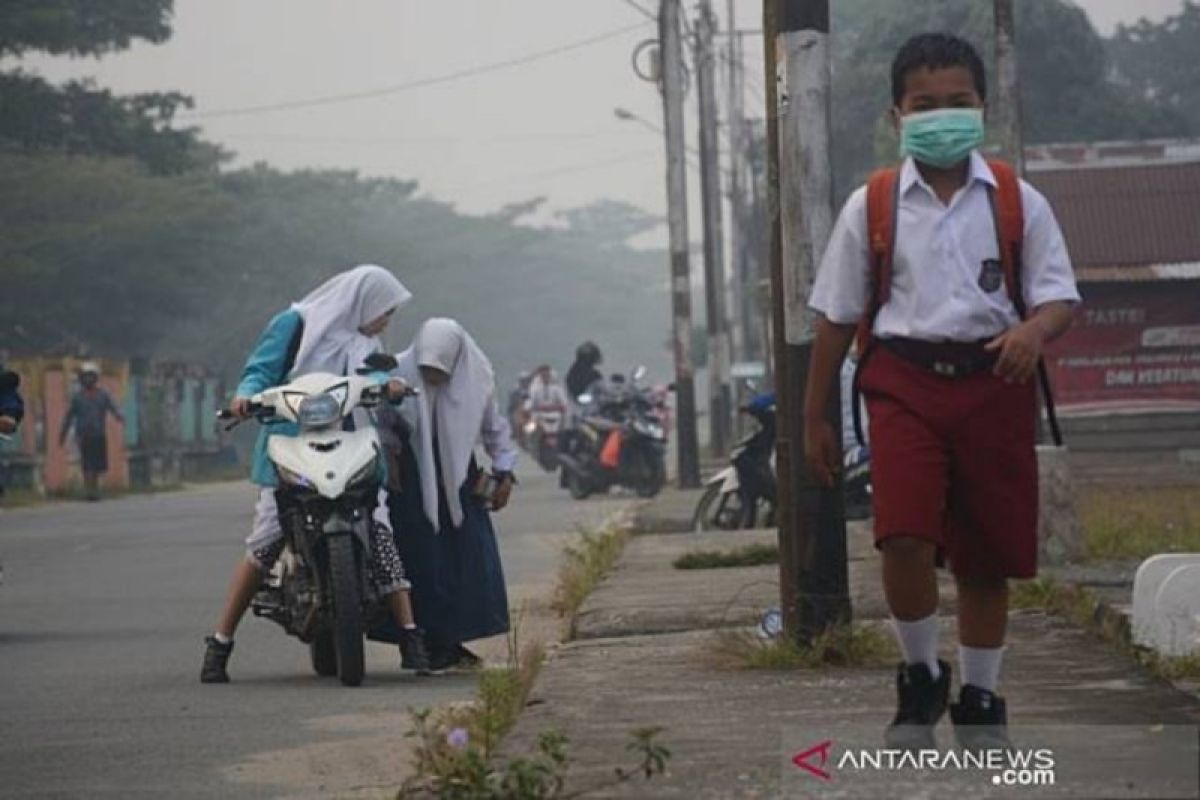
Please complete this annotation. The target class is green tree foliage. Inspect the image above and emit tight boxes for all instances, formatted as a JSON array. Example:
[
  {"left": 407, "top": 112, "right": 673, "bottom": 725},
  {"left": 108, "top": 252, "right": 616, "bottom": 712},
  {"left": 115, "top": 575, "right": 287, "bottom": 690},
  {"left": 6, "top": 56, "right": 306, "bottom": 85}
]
[
  {"left": 827, "top": 0, "right": 1193, "bottom": 195},
  {"left": 0, "top": 153, "right": 674, "bottom": 385},
  {"left": 0, "top": 0, "right": 171, "bottom": 57},
  {"left": 1109, "top": 1, "right": 1200, "bottom": 133},
  {"left": 0, "top": 0, "right": 217, "bottom": 173}
]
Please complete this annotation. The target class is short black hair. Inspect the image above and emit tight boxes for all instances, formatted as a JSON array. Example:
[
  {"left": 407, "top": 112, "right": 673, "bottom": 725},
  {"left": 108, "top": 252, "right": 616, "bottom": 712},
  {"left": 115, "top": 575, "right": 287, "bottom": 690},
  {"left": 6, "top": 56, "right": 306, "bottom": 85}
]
[{"left": 891, "top": 33, "right": 987, "bottom": 107}]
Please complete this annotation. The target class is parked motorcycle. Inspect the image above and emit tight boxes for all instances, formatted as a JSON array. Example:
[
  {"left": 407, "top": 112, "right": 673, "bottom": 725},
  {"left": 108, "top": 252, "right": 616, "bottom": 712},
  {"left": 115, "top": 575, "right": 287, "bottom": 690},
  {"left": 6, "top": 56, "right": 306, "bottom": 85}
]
[
  {"left": 558, "top": 366, "right": 667, "bottom": 500},
  {"left": 692, "top": 392, "right": 872, "bottom": 531},
  {"left": 693, "top": 393, "right": 777, "bottom": 531},
  {"left": 218, "top": 367, "right": 410, "bottom": 686}
]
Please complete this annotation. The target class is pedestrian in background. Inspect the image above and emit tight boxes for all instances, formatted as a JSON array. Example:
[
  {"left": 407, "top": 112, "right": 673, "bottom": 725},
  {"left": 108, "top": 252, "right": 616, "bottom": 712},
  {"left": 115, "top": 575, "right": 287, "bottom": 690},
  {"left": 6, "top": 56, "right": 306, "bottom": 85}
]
[{"left": 59, "top": 362, "right": 124, "bottom": 501}]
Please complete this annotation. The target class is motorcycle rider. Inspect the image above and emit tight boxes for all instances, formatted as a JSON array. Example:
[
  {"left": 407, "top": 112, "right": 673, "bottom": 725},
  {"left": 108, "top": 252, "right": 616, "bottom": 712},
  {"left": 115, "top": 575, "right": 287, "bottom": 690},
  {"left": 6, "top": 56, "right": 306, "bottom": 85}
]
[
  {"left": 565, "top": 341, "right": 604, "bottom": 400},
  {"left": 0, "top": 364, "right": 23, "bottom": 501},
  {"left": 525, "top": 364, "right": 570, "bottom": 414},
  {"left": 0, "top": 364, "right": 22, "bottom": 438},
  {"left": 201, "top": 265, "right": 431, "bottom": 683}
]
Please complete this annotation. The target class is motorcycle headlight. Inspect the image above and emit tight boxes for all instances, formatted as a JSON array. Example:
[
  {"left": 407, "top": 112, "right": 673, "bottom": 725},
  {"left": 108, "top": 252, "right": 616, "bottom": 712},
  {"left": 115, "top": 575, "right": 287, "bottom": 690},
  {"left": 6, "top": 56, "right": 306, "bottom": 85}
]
[
  {"left": 634, "top": 420, "right": 665, "bottom": 440},
  {"left": 297, "top": 393, "right": 342, "bottom": 429},
  {"left": 277, "top": 464, "right": 312, "bottom": 488}
]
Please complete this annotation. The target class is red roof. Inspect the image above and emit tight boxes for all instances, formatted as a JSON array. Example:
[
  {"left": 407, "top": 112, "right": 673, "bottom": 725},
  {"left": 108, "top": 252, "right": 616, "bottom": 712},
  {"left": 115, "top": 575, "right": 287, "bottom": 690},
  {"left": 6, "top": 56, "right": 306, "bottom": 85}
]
[{"left": 1027, "top": 160, "right": 1200, "bottom": 271}]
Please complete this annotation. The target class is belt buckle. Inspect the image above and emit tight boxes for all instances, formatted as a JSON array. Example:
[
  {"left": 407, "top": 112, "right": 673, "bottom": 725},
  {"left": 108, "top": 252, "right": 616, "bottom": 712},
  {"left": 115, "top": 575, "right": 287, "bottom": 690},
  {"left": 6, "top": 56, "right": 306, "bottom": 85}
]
[{"left": 932, "top": 361, "right": 957, "bottom": 378}]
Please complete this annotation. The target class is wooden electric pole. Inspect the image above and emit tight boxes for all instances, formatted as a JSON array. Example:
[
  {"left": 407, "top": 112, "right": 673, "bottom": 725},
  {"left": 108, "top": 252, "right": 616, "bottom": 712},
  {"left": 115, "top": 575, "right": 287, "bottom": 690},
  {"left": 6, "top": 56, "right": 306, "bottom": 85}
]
[
  {"left": 660, "top": 0, "right": 702, "bottom": 489},
  {"left": 767, "top": 0, "right": 850, "bottom": 641}
]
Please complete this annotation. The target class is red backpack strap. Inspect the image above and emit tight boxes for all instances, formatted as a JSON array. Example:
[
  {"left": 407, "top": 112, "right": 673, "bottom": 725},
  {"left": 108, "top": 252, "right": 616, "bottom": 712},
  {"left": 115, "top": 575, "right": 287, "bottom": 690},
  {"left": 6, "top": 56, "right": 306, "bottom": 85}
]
[
  {"left": 850, "top": 166, "right": 900, "bottom": 447},
  {"left": 986, "top": 159, "right": 1026, "bottom": 317},
  {"left": 858, "top": 166, "right": 901, "bottom": 352}
]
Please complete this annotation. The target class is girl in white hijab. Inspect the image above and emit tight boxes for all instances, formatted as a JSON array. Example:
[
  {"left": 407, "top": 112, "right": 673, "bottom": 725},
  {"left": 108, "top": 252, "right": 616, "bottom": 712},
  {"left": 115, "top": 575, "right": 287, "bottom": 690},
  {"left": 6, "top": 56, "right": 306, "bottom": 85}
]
[
  {"left": 384, "top": 318, "right": 519, "bottom": 670},
  {"left": 202, "top": 265, "right": 431, "bottom": 683}
]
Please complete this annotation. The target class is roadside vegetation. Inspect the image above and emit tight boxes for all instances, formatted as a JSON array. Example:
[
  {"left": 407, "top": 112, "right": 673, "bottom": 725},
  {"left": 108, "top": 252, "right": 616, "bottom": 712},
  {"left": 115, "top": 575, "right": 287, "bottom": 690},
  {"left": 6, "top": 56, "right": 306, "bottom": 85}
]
[
  {"left": 674, "top": 542, "right": 779, "bottom": 570},
  {"left": 1078, "top": 485, "right": 1200, "bottom": 562},
  {"left": 708, "top": 621, "right": 897, "bottom": 671}
]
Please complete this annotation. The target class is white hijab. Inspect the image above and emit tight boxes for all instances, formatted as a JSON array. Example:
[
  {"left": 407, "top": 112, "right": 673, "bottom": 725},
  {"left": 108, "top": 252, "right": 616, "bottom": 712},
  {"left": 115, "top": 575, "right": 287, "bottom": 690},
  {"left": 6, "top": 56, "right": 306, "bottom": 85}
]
[
  {"left": 289, "top": 265, "right": 413, "bottom": 378},
  {"left": 395, "top": 318, "right": 496, "bottom": 530}
]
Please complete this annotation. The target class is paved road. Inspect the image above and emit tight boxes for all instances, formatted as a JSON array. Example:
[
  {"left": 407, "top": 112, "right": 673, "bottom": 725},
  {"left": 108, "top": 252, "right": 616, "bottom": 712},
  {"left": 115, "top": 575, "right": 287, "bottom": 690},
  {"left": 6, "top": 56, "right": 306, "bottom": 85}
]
[{"left": 0, "top": 464, "right": 631, "bottom": 799}]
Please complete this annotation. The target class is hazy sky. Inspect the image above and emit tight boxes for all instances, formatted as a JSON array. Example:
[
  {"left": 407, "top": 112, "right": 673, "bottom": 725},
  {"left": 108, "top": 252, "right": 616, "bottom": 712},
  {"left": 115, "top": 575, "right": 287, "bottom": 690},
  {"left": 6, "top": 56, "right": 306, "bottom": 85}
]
[{"left": 16, "top": 0, "right": 1186, "bottom": 223}]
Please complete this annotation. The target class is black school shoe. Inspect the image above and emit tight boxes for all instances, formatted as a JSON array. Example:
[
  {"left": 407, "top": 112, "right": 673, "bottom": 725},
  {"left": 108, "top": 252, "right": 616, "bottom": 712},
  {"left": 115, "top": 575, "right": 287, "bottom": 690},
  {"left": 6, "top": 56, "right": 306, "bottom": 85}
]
[
  {"left": 200, "top": 635, "right": 233, "bottom": 684},
  {"left": 398, "top": 628, "right": 434, "bottom": 676},
  {"left": 884, "top": 659, "right": 951, "bottom": 751},
  {"left": 950, "top": 684, "right": 1013, "bottom": 752}
]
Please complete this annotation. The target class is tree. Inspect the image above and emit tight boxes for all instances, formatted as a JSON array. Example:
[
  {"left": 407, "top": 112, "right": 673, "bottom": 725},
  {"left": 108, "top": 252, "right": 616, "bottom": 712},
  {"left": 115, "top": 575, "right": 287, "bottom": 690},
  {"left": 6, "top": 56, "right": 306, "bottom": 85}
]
[
  {"left": 0, "top": 0, "right": 172, "bottom": 57},
  {"left": 0, "top": 0, "right": 219, "bottom": 173},
  {"left": 1109, "top": 1, "right": 1200, "bottom": 133}
]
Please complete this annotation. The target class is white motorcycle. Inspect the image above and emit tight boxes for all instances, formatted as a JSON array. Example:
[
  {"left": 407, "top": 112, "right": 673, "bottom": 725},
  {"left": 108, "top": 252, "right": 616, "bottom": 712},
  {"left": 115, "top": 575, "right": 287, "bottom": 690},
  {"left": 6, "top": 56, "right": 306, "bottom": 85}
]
[
  {"left": 524, "top": 405, "right": 565, "bottom": 473},
  {"left": 219, "top": 367, "right": 411, "bottom": 687}
]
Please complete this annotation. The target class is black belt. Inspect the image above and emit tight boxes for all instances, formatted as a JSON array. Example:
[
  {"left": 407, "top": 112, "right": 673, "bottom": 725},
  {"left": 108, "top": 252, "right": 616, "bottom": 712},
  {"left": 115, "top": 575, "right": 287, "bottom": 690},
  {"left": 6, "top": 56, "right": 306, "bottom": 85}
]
[{"left": 878, "top": 337, "right": 998, "bottom": 379}]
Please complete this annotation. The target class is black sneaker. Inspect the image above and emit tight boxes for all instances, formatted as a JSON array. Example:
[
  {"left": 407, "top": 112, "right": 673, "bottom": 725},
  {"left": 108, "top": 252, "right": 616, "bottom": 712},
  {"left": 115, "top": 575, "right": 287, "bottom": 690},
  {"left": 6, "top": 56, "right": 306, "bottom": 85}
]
[
  {"left": 884, "top": 659, "right": 951, "bottom": 751},
  {"left": 398, "top": 628, "right": 434, "bottom": 676},
  {"left": 950, "top": 684, "right": 1013, "bottom": 752},
  {"left": 200, "top": 635, "right": 233, "bottom": 684},
  {"left": 454, "top": 644, "right": 483, "bottom": 669}
]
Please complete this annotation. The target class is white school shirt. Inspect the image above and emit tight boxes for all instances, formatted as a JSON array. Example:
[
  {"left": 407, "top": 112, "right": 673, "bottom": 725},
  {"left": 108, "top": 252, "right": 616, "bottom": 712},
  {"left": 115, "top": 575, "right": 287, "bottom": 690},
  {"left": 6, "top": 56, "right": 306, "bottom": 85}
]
[{"left": 809, "top": 152, "right": 1081, "bottom": 342}]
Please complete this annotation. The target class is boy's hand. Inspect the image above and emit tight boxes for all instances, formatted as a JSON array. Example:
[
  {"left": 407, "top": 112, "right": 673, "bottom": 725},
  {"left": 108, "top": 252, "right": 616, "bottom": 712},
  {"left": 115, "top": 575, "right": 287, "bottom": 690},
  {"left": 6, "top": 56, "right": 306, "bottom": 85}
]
[
  {"left": 804, "top": 418, "right": 841, "bottom": 488},
  {"left": 0, "top": 416, "right": 16, "bottom": 435},
  {"left": 986, "top": 320, "right": 1045, "bottom": 384}
]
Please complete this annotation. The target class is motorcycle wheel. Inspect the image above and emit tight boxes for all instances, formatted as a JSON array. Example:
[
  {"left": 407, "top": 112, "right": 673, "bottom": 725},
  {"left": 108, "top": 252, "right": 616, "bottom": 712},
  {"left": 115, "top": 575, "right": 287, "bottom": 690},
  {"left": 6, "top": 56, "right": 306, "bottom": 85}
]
[
  {"left": 691, "top": 483, "right": 723, "bottom": 532},
  {"left": 538, "top": 443, "right": 558, "bottom": 473},
  {"left": 634, "top": 453, "right": 666, "bottom": 499},
  {"left": 327, "top": 535, "right": 365, "bottom": 687},
  {"left": 309, "top": 630, "right": 337, "bottom": 677},
  {"left": 566, "top": 469, "right": 591, "bottom": 501}
]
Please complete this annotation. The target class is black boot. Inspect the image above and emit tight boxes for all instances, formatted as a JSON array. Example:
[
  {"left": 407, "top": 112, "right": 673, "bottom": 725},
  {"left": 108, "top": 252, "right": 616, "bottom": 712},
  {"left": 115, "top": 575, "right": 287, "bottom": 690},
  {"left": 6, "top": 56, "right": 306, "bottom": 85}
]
[
  {"left": 884, "top": 659, "right": 951, "bottom": 751},
  {"left": 950, "top": 685, "right": 1012, "bottom": 752},
  {"left": 398, "top": 628, "right": 434, "bottom": 676},
  {"left": 200, "top": 635, "right": 234, "bottom": 684}
]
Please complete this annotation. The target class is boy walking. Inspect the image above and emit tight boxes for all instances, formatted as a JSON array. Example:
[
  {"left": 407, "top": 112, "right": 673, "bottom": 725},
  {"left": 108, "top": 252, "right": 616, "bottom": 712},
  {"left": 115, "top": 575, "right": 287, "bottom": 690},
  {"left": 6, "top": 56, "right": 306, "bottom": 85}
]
[{"left": 804, "top": 33, "right": 1079, "bottom": 750}]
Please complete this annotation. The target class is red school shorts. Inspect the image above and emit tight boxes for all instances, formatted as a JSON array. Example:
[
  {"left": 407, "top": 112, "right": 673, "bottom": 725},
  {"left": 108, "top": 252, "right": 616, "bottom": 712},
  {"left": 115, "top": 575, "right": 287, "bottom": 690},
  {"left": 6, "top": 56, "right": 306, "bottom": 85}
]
[{"left": 859, "top": 346, "right": 1039, "bottom": 580}]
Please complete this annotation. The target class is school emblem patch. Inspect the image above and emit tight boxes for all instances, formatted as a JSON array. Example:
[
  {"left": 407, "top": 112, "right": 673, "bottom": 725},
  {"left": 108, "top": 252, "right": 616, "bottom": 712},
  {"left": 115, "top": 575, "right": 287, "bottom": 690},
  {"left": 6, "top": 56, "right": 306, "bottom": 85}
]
[{"left": 979, "top": 259, "right": 1003, "bottom": 293}]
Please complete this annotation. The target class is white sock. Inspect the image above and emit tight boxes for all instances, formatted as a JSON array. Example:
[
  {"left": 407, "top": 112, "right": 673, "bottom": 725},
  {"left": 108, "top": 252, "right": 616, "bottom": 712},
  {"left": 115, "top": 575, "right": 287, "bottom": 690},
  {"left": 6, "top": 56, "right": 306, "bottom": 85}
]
[
  {"left": 891, "top": 614, "right": 941, "bottom": 679},
  {"left": 213, "top": 632, "right": 233, "bottom": 645},
  {"left": 959, "top": 645, "right": 1004, "bottom": 692}
]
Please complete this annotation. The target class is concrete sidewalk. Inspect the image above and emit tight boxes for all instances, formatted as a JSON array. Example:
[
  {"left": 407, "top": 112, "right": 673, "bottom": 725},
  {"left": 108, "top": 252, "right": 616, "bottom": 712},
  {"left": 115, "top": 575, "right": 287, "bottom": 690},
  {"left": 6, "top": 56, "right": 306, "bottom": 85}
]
[{"left": 503, "top": 506, "right": 1200, "bottom": 798}]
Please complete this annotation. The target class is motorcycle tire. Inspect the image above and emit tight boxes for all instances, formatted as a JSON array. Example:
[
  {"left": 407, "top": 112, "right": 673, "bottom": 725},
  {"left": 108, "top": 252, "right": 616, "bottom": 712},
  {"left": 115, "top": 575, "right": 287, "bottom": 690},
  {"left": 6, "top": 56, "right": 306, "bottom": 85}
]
[
  {"left": 566, "top": 469, "right": 591, "bottom": 501},
  {"left": 327, "top": 535, "right": 365, "bottom": 687},
  {"left": 691, "top": 483, "right": 723, "bottom": 532},
  {"left": 309, "top": 629, "right": 337, "bottom": 677},
  {"left": 537, "top": 444, "right": 559, "bottom": 473},
  {"left": 634, "top": 453, "right": 666, "bottom": 499}
]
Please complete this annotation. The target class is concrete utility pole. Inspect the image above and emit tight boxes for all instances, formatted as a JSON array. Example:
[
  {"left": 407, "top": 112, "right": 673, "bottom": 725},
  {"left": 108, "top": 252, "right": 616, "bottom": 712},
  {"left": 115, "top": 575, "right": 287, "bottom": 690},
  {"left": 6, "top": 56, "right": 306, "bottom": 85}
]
[
  {"left": 726, "top": 1, "right": 756, "bottom": 367},
  {"left": 695, "top": 0, "right": 733, "bottom": 457},
  {"left": 767, "top": 0, "right": 850, "bottom": 640},
  {"left": 993, "top": 0, "right": 1025, "bottom": 175},
  {"left": 991, "top": 0, "right": 1086, "bottom": 564},
  {"left": 660, "top": 0, "right": 702, "bottom": 489}
]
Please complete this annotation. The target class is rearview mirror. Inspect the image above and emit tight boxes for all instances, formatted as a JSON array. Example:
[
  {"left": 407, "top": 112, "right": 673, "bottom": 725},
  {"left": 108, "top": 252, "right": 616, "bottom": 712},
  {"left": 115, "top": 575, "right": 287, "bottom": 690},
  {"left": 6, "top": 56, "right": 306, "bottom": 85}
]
[{"left": 359, "top": 352, "right": 399, "bottom": 374}]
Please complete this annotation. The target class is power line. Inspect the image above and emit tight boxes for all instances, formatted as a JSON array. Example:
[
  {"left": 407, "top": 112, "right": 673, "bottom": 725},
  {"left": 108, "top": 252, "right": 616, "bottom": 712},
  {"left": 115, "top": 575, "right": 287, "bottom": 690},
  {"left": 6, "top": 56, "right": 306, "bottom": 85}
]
[
  {"left": 451, "top": 149, "right": 661, "bottom": 191},
  {"left": 179, "top": 22, "right": 650, "bottom": 121},
  {"left": 216, "top": 130, "right": 649, "bottom": 147},
  {"left": 616, "top": 0, "right": 656, "bottom": 21}
]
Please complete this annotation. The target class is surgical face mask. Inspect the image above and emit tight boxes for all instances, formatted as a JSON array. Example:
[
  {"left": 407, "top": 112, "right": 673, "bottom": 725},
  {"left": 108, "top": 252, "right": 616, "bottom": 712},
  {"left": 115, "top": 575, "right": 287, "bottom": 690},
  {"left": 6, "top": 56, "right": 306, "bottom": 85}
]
[{"left": 899, "top": 108, "right": 985, "bottom": 169}]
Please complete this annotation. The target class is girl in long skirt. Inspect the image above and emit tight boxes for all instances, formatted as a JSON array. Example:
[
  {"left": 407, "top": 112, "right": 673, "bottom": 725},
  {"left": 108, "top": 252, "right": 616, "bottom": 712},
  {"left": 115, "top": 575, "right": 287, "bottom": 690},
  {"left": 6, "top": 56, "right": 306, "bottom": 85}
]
[{"left": 383, "top": 318, "right": 518, "bottom": 671}]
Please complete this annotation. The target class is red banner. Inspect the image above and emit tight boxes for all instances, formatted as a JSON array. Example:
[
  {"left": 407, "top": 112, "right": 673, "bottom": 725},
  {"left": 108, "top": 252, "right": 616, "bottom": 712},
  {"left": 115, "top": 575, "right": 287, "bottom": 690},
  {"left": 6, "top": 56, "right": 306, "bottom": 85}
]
[{"left": 1045, "top": 283, "right": 1200, "bottom": 415}]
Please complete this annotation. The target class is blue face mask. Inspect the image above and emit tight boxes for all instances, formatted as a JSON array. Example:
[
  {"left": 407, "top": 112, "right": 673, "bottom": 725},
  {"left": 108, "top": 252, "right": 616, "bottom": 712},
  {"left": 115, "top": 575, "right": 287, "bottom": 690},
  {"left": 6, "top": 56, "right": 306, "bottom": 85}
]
[{"left": 899, "top": 108, "right": 985, "bottom": 169}]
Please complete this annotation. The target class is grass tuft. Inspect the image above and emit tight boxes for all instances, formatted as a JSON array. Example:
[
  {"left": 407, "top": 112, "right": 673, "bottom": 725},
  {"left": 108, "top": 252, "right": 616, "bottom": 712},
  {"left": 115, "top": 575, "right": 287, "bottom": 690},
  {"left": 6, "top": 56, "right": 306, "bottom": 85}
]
[
  {"left": 551, "top": 523, "right": 630, "bottom": 621},
  {"left": 708, "top": 622, "right": 897, "bottom": 671}
]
